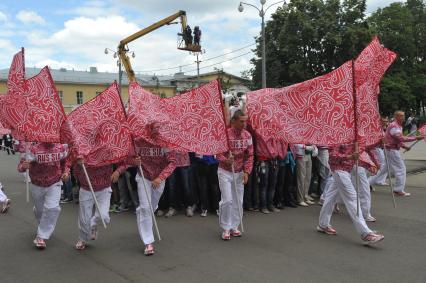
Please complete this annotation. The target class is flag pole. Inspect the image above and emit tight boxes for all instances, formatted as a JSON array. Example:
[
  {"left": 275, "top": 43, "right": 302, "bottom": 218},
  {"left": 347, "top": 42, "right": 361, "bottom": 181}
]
[
  {"left": 375, "top": 102, "right": 396, "bottom": 208},
  {"left": 25, "top": 142, "right": 30, "bottom": 203},
  {"left": 352, "top": 60, "right": 360, "bottom": 217},
  {"left": 217, "top": 80, "right": 245, "bottom": 233},
  {"left": 137, "top": 164, "right": 161, "bottom": 241},
  {"left": 403, "top": 139, "right": 421, "bottom": 153},
  {"left": 383, "top": 143, "right": 397, "bottom": 208},
  {"left": 116, "top": 81, "right": 161, "bottom": 241},
  {"left": 80, "top": 162, "right": 107, "bottom": 229}
]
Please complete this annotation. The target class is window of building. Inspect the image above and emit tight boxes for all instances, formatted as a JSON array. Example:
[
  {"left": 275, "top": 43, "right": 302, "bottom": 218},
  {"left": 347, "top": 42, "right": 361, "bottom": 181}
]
[
  {"left": 58, "top": 91, "right": 63, "bottom": 102},
  {"left": 76, "top": 91, "right": 83, "bottom": 104}
]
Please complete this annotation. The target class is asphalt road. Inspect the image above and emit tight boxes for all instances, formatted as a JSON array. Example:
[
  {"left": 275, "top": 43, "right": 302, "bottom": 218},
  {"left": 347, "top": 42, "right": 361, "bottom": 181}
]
[{"left": 0, "top": 152, "right": 425, "bottom": 283}]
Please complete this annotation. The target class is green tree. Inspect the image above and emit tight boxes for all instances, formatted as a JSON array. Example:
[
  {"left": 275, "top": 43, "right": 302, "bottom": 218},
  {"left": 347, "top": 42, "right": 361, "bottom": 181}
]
[
  {"left": 247, "top": 0, "right": 426, "bottom": 116},
  {"left": 249, "top": 0, "right": 370, "bottom": 89},
  {"left": 368, "top": 0, "right": 426, "bottom": 115}
]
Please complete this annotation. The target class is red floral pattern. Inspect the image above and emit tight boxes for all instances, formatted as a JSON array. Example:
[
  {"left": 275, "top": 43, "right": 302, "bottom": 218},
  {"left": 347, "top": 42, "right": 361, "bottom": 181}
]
[
  {"left": 127, "top": 80, "right": 229, "bottom": 155},
  {"left": 246, "top": 61, "right": 355, "bottom": 146},
  {"left": 60, "top": 82, "right": 134, "bottom": 167},
  {"left": 355, "top": 37, "right": 397, "bottom": 146}
]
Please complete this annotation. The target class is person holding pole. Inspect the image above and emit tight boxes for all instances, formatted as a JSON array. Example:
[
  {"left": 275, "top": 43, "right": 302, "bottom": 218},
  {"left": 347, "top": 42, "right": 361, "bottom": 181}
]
[
  {"left": 132, "top": 138, "right": 176, "bottom": 256},
  {"left": 317, "top": 143, "right": 384, "bottom": 245},
  {"left": 384, "top": 111, "right": 423, "bottom": 197},
  {"left": 72, "top": 159, "right": 127, "bottom": 250},
  {"left": 368, "top": 117, "right": 390, "bottom": 187},
  {"left": 17, "top": 142, "right": 70, "bottom": 249},
  {"left": 216, "top": 110, "right": 253, "bottom": 241}
]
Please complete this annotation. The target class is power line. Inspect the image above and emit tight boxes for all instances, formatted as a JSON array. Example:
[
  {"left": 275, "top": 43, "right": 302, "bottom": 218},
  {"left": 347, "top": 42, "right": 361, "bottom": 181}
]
[
  {"left": 134, "top": 43, "right": 256, "bottom": 73},
  {"left": 202, "top": 43, "right": 256, "bottom": 63},
  {"left": 184, "top": 51, "right": 254, "bottom": 73}
]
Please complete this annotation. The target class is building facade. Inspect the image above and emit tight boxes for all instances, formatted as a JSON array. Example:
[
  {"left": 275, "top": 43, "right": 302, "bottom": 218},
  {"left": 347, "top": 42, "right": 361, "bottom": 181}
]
[{"left": 0, "top": 67, "right": 250, "bottom": 113}]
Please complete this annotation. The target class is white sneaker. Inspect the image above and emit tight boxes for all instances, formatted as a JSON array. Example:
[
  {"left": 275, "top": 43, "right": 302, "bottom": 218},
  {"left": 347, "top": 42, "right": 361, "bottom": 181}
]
[
  {"left": 298, "top": 202, "right": 309, "bottom": 207},
  {"left": 165, "top": 207, "right": 177, "bottom": 218},
  {"left": 305, "top": 195, "right": 315, "bottom": 201},
  {"left": 1, "top": 199, "right": 11, "bottom": 213},
  {"left": 365, "top": 215, "right": 377, "bottom": 222},
  {"left": 221, "top": 230, "right": 231, "bottom": 240},
  {"left": 186, "top": 206, "right": 194, "bottom": 217},
  {"left": 362, "top": 233, "right": 384, "bottom": 245},
  {"left": 200, "top": 209, "right": 208, "bottom": 217},
  {"left": 306, "top": 200, "right": 315, "bottom": 205},
  {"left": 33, "top": 237, "right": 46, "bottom": 249}
]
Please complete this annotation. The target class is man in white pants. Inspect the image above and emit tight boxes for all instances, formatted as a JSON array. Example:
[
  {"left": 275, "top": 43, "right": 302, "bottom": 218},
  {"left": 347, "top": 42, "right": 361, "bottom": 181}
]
[
  {"left": 18, "top": 142, "right": 69, "bottom": 249},
  {"left": 317, "top": 144, "right": 384, "bottom": 245},
  {"left": 73, "top": 160, "right": 126, "bottom": 250},
  {"left": 384, "top": 111, "right": 423, "bottom": 197},
  {"left": 133, "top": 138, "right": 176, "bottom": 255},
  {"left": 0, "top": 182, "right": 11, "bottom": 213},
  {"left": 353, "top": 148, "right": 380, "bottom": 222},
  {"left": 216, "top": 110, "right": 253, "bottom": 240},
  {"left": 368, "top": 147, "right": 387, "bottom": 186},
  {"left": 368, "top": 117, "right": 390, "bottom": 187}
]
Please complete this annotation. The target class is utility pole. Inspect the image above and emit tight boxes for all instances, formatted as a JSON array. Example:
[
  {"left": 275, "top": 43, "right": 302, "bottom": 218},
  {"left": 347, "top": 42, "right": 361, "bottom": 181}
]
[
  {"left": 193, "top": 50, "right": 205, "bottom": 87},
  {"left": 195, "top": 53, "right": 202, "bottom": 86}
]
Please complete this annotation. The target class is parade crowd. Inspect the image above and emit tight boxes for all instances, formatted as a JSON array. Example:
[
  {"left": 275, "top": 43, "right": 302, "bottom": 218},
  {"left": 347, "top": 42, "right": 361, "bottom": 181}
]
[{"left": 0, "top": 104, "right": 423, "bottom": 255}]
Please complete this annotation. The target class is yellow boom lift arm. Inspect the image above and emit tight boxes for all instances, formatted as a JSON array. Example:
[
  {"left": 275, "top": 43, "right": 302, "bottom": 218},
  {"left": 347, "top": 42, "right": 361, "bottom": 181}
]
[{"left": 118, "top": 10, "right": 201, "bottom": 82}]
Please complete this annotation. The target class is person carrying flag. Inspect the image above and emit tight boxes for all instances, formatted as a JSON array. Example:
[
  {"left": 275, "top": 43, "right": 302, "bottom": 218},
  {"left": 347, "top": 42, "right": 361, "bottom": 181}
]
[
  {"left": 132, "top": 138, "right": 177, "bottom": 255},
  {"left": 216, "top": 110, "right": 253, "bottom": 240},
  {"left": 73, "top": 159, "right": 127, "bottom": 250},
  {"left": 18, "top": 142, "right": 70, "bottom": 249}
]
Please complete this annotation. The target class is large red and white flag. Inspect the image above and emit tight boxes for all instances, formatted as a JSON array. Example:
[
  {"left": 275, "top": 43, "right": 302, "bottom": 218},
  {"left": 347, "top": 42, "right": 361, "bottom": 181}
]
[
  {"left": 7, "top": 48, "right": 25, "bottom": 97},
  {"left": 19, "top": 67, "right": 66, "bottom": 142},
  {"left": 60, "top": 82, "right": 134, "bottom": 166},
  {"left": 0, "top": 95, "right": 25, "bottom": 140},
  {"left": 0, "top": 49, "right": 66, "bottom": 142},
  {"left": 127, "top": 80, "right": 229, "bottom": 155},
  {"left": 0, "top": 50, "right": 26, "bottom": 132},
  {"left": 246, "top": 61, "right": 355, "bottom": 146},
  {"left": 355, "top": 37, "right": 397, "bottom": 146}
]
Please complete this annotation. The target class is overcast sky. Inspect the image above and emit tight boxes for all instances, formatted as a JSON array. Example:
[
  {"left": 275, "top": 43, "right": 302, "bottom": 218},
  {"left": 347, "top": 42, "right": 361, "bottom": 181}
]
[{"left": 0, "top": 0, "right": 400, "bottom": 77}]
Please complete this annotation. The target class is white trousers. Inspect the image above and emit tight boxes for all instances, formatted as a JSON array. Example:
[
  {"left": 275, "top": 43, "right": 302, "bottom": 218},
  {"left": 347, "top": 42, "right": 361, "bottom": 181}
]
[
  {"left": 135, "top": 174, "right": 165, "bottom": 245},
  {"left": 317, "top": 149, "right": 331, "bottom": 185},
  {"left": 319, "top": 171, "right": 372, "bottom": 236},
  {"left": 352, "top": 166, "right": 372, "bottom": 218},
  {"left": 296, "top": 157, "right": 312, "bottom": 202},
  {"left": 218, "top": 167, "right": 244, "bottom": 231},
  {"left": 320, "top": 175, "right": 333, "bottom": 201},
  {"left": 31, "top": 182, "right": 62, "bottom": 240},
  {"left": 385, "top": 149, "right": 406, "bottom": 192},
  {"left": 0, "top": 182, "right": 7, "bottom": 203},
  {"left": 368, "top": 148, "right": 388, "bottom": 186},
  {"left": 78, "top": 187, "right": 112, "bottom": 242}
]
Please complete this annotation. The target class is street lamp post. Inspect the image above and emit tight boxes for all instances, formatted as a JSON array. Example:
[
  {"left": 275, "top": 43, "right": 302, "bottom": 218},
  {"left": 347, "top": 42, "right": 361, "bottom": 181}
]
[
  {"left": 104, "top": 48, "right": 135, "bottom": 97},
  {"left": 238, "top": 0, "right": 286, "bottom": 89}
]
